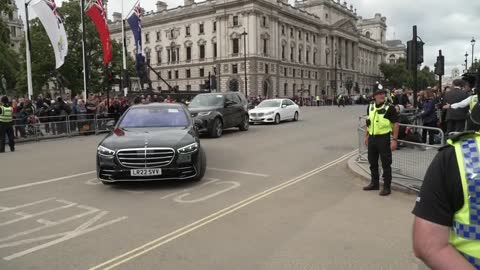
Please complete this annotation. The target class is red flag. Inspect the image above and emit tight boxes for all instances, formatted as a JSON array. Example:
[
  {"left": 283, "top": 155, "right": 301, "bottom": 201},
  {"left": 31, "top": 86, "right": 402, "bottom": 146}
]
[{"left": 86, "top": 0, "right": 112, "bottom": 66}]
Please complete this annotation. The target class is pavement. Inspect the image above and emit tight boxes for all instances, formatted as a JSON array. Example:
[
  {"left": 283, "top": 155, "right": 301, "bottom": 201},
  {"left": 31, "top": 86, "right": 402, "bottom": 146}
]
[{"left": 0, "top": 106, "right": 423, "bottom": 270}]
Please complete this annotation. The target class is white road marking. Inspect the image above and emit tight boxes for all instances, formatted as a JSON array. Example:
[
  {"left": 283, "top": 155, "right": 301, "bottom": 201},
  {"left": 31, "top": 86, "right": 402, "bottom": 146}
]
[
  {"left": 160, "top": 178, "right": 217, "bottom": 200},
  {"left": 0, "top": 200, "right": 77, "bottom": 226},
  {"left": 85, "top": 178, "right": 102, "bottom": 185},
  {"left": 0, "top": 171, "right": 96, "bottom": 192},
  {"left": 173, "top": 181, "right": 241, "bottom": 203},
  {"left": 0, "top": 198, "right": 55, "bottom": 213},
  {"left": 207, "top": 167, "right": 269, "bottom": 177},
  {"left": 88, "top": 150, "right": 357, "bottom": 270}
]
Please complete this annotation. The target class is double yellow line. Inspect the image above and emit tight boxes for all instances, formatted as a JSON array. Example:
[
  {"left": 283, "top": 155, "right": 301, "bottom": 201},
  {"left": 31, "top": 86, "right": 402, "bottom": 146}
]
[{"left": 88, "top": 150, "right": 357, "bottom": 270}]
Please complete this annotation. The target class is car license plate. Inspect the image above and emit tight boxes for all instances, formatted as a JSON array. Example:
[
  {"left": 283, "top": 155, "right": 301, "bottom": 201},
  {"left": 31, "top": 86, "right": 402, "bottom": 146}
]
[{"left": 131, "top": 168, "right": 162, "bottom": 177}]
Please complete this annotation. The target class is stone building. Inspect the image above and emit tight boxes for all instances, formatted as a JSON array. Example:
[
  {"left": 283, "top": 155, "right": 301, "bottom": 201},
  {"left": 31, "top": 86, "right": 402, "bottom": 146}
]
[
  {"left": 1, "top": 0, "right": 24, "bottom": 53},
  {"left": 384, "top": 40, "right": 407, "bottom": 64},
  {"left": 110, "top": 0, "right": 402, "bottom": 97}
]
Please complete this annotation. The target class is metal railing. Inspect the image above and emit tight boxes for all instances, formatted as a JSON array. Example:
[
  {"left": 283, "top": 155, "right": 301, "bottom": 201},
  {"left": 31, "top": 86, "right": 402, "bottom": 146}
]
[
  {"left": 9, "top": 114, "right": 117, "bottom": 143},
  {"left": 357, "top": 115, "right": 445, "bottom": 189}
]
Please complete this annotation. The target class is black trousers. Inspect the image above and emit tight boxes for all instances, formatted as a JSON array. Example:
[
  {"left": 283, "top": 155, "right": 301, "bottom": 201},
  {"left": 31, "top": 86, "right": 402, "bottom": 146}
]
[
  {"left": 0, "top": 122, "right": 15, "bottom": 152},
  {"left": 422, "top": 122, "right": 438, "bottom": 145},
  {"left": 446, "top": 120, "right": 466, "bottom": 134},
  {"left": 368, "top": 134, "right": 392, "bottom": 187}
]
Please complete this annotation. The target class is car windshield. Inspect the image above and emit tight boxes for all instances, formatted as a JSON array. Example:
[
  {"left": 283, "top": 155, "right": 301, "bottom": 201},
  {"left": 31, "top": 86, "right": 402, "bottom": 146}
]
[
  {"left": 119, "top": 107, "right": 189, "bottom": 128},
  {"left": 189, "top": 95, "right": 225, "bottom": 108},
  {"left": 257, "top": 100, "right": 281, "bottom": 108}
]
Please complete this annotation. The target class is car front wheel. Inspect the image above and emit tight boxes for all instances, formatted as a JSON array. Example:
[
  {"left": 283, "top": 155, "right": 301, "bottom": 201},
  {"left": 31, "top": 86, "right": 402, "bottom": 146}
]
[
  {"left": 239, "top": 115, "right": 249, "bottom": 131},
  {"left": 274, "top": 114, "right": 281, "bottom": 125},
  {"left": 192, "top": 147, "right": 207, "bottom": 181},
  {"left": 209, "top": 118, "right": 223, "bottom": 138},
  {"left": 293, "top": 111, "right": 299, "bottom": 121}
]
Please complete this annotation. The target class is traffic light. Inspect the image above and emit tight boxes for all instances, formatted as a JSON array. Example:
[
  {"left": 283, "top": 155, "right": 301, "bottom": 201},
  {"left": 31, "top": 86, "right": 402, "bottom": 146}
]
[
  {"left": 434, "top": 55, "right": 445, "bottom": 76},
  {"left": 407, "top": 40, "right": 425, "bottom": 70}
]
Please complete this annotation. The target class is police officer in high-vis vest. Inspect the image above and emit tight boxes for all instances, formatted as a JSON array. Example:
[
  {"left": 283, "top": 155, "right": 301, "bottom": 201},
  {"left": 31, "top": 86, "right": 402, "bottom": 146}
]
[
  {"left": 364, "top": 84, "right": 399, "bottom": 196},
  {"left": 413, "top": 73, "right": 480, "bottom": 270},
  {"left": 0, "top": 96, "right": 15, "bottom": 153},
  {"left": 443, "top": 73, "right": 479, "bottom": 131}
]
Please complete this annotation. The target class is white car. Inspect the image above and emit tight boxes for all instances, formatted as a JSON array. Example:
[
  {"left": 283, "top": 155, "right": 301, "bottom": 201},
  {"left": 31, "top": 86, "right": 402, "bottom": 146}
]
[{"left": 249, "top": 99, "right": 300, "bottom": 124}]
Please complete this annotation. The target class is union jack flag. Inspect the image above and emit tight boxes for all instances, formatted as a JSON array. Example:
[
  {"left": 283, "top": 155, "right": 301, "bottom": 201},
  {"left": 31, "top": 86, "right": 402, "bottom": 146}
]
[
  {"left": 134, "top": 4, "right": 141, "bottom": 31},
  {"left": 90, "top": 0, "right": 107, "bottom": 19},
  {"left": 44, "top": 0, "right": 63, "bottom": 28}
]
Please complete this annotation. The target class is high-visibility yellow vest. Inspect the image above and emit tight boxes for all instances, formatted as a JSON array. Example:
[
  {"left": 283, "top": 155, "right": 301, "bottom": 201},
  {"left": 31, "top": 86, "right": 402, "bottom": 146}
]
[
  {"left": 367, "top": 102, "right": 392, "bottom": 135},
  {"left": 448, "top": 134, "right": 480, "bottom": 268},
  {"left": 0, "top": 105, "right": 13, "bottom": 123},
  {"left": 469, "top": 95, "right": 478, "bottom": 112}
]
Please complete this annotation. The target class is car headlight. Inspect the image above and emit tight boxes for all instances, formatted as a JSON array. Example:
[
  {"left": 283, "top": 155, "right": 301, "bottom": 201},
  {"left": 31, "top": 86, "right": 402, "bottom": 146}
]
[
  {"left": 97, "top": 145, "right": 115, "bottom": 157},
  {"left": 198, "top": 111, "right": 212, "bottom": 116},
  {"left": 265, "top": 111, "right": 274, "bottom": 116},
  {"left": 178, "top": 142, "right": 199, "bottom": 154}
]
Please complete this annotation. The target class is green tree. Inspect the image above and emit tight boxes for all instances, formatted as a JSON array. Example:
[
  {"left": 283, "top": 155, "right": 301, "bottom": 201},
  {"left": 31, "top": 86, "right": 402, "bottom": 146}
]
[
  {"left": 16, "top": 0, "right": 135, "bottom": 97},
  {"left": 0, "top": 1, "right": 19, "bottom": 95},
  {"left": 380, "top": 58, "right": 437, "bottom": 89}
]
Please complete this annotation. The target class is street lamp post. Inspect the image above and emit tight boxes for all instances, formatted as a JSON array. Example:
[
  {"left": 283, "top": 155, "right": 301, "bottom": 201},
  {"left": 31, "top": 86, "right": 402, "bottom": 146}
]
[
  {"left": 472, "top": 37, "right": 476, "bottom": 69},
  {"left": 334, "top": 49, "right": 338, "bottom": 99},
  {"left": 241, "top": 30, "right": 248, "bottom": 97},
  {"left": 465, "top": 52, "right": 469, "bottom": 73}
]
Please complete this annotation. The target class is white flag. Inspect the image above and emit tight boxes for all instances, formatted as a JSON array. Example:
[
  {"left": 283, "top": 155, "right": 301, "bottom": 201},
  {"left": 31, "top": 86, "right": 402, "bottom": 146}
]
[{"left": 32, "top": 0, "right": 68, "bottom": 69}]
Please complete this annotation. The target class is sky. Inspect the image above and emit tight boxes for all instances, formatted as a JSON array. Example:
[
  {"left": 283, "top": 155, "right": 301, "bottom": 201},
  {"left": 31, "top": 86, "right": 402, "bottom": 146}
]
[{"left": 16, "top": 0, "right": 480, "bottom": 77}]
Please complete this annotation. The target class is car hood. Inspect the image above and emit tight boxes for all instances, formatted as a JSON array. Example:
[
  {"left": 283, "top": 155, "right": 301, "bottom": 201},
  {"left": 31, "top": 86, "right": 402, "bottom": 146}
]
[
  {"left": 249, "top": 107, "right": 280, "bottom": 113},
  {"left": 188, "top": 106, "right": 222, "bottom": 114},
  {"left": 100, "top": 127, "right": 196, "bottom": 150}
]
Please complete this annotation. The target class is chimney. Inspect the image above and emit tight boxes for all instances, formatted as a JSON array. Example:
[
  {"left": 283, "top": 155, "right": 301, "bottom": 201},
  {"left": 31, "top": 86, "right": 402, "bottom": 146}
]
[
  {"left": 112, "top": 12, "right": 122, "bottom": 22},
  {"left": 184, "top": 0, "right": 195, "bottom": 6},
  {"left": 156, "top": 1, "right": 167, "bottom": 12}
]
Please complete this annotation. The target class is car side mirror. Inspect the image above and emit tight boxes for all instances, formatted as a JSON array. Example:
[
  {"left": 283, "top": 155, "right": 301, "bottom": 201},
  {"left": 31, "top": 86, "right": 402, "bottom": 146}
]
[
  {"left": 224, "top": 101, "right": 234, "bottom": 107},
  {"left": 106, "top": 120, "right": 116, "bottom": 131},
  {"left": 282, "top": 105, "right": 287, "bottom": 108}
]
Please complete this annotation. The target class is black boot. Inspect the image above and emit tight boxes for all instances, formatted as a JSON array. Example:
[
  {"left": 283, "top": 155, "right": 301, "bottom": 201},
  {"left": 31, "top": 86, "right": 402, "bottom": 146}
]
[
  {"left": 363, "top": 182, "right": 380, "bottom": 191},
  {"left": 379, "top": 186, "right": 391, "bottom": 196}
]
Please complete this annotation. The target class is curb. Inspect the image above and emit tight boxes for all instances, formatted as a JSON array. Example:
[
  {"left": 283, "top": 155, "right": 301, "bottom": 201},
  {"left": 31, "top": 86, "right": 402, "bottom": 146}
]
[{"left": 347, "top": 155, "right": 418, "bottom": 195}]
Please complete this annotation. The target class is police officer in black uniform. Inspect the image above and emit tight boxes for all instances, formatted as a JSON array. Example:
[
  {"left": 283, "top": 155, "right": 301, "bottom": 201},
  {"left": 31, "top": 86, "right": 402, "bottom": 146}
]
[
  {"left": 412, "top": 70, "right": 480, "bottom": 269},
  {"left": 0, "top": 96, "right": 15, "bottom": 153}
]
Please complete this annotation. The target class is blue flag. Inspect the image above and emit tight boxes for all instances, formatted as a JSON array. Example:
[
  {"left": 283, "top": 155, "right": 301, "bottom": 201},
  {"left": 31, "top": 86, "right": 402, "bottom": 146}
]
[{"left": 127, "top": 5, "right": 142, "bottom": 67}]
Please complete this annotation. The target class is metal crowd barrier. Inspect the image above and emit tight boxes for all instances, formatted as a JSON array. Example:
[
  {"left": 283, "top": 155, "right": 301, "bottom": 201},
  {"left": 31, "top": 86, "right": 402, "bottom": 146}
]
[
  {"left": 357, "top": 115, "right": 445, "bottom": 189},
  {"left": 10, "top": 113, "right": 117, "bottom": 143}
]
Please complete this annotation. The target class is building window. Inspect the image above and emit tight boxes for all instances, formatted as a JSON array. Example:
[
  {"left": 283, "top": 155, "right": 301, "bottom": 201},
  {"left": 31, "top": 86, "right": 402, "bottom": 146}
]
[
  {"left": 306, "top": 51, "right": 310, "bottom": 64},
  {"left": 315, "top": 72, "right": 318, "bottom": 79},
  {"left": 284, "top": 83, "right": 288, "bottom": 96},
  {"left": 284, "top": 67, "right": 287, "bottom": 76},
  {"left": 157, "top": 73, "right": 162, "bottom": 80},
  {"left": 306, "top": 33, "right": 309, "bottom": 41},
  {"left": 265, "top": 64, "right": 269, "bottom": 74},
  {"left": 325, "top": 13, "right": 329, "bottom": 20},
  {"left": 199, "top": 68, "right": 205, "bottom": 77},
  {"left": 233, "top": 38, "right": 239, "bottom": 54},
  {"left": 313, "top": 52, "right": 316, "bottom": 65},
  {"left": 308, "top": 71, "right": 311, "bottom": 78},
  {"left": 233, "top": 16, "right": 239, "bottom": 26},
  {"left": 301, "top": 70, "right": 304, "bottom": 78},
  {"left": 281, "top": 25, "right": 285, "bottom": 35},
  {"left": 298, "top": 31, "right": 302, "bottom": 39},
  {"left": 298, "top": 49, "right": 302, "bottom": 62},
  {"left": 290, "top": 47, "right": 294, "bottom": 61},
  {"left": 365, "top": 31, "right": 371, "bottom": 38},
  {"left": 157, "top": 51, "right": 162, "bottom": 64},
  {"left": 186, "top": 47, "right": 192, "bottom": 61},
  {"left": 313, "top": 35, "right": 316, "bottom": 43},
  {"left": 281, "top": 45, "right": 285, "bottom": 60},
  {"left": 145, "top": 32, "right": 150, "bottom": 43},
  {"left": 199, "top": 23, "right": 204, "bottom": 34},
  {"left": 186, "top": 26, "right": 191, "bottom": 36},
  {"left": 167, "top": 49, "right": 171, "bottom": 63},
  {"left": 168, "top": 71, "right": 172, "bottom": 79},
  {"left": 232, "top": 64, "right": 238, "bottom": 74},
  {"left": 213, "top": 21, "right": 217, "bottom": 32},
  {"left": 326, "top": 36, "right": 329, "bottom": 45},
  {"left": 171, "top": 49, "right": 177, "bottom": 62},
  {"left": 262, "top": 16, "right": 267, "bottom": 27},
  {"left": 213, "top": 43, "right": 217, "bottom": 58},
  {"left": 186, "top": 69, "right": 191, "bottom": 78},
  {"left": 145, "top": 51, "right": 151, "bottom": 64},
  {"left": 175, "top": 70, "right": 179, "bottom": 79},
  {"left": 156, "top": 31, "right": 161, "bottom": 41},
  {"left": 293, "top": 84, "right": 296, "bottom": 96},
  {"left": 199, "top": 45, "right": 206, "bottom": 59},
  {"left": 293, "top": 69, "right": 296, "bottom": 78},
  {"left": 186, "top": 85, "right": 192, "bottom": 91},
  {"left": 290, "top": 28, "right": 294, "bottom": 38},
  {"left": 263, "top": 39, "right": 268, "bottom": 55},
  {"left": 8, "top": 12, "right": 13, "bottom": 20}
]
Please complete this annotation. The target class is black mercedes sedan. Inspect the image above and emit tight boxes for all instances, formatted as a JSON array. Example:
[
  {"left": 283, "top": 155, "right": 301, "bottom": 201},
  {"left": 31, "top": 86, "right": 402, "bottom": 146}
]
[{"left": 96, "top": 103, "right": 206, "bottom": 185}]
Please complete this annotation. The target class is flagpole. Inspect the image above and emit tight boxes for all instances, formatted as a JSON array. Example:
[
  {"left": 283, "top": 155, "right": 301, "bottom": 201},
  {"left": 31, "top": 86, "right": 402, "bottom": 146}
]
[
  {"left": 121, "top": 0, "right": 128, "bottom": 97},
  {"left": 24, "top": 0, "right": 33, "bottom": 100},
  {"left": 80, "top": 0, "right": 88, "bottom": 100}
]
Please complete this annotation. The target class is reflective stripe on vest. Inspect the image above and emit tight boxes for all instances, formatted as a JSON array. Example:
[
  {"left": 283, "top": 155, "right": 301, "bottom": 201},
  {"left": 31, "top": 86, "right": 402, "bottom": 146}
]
[
  {"left": 367, "top": 103, "right": 392, "bottom": 135},
  {"left": 470, "top": 96, "right": 478, "bottom": 112},
  {"left": 449, "top": 136, "right": 480, "bottom": 268},
  {"left": 0, "top": 106, "right": 13, "bottom": 122}
]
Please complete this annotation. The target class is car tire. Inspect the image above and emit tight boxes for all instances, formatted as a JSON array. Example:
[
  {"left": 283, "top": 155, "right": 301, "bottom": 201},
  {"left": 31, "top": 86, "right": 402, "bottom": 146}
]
[
  {"left": 293, "top": 111, "right": 299, "bottom": 121},
  {"left": 192, "top": 147, "right": 207, "bottom": 182},
  {"left": 239, "top": 115, "right": 249, "bottom": 131},
  {"left": 209, "top": 118, "right": 223, "bottom": 138},
  {"left": 274, "top": 114, "right": 281, "bottom": 125}
]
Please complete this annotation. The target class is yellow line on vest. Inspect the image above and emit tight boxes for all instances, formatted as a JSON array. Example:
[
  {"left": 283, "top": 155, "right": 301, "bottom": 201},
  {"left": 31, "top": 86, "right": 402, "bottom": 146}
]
[{"left": 87, "top": 150, "right": 357, "bottom": 270}]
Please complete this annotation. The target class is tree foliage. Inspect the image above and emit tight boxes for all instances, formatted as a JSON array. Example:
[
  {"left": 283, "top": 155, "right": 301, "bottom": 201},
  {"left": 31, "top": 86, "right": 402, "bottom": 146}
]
[
  {"left": 380, "top": 58, "right": 437, "bottom": 90},
  {"left": 0, "top": 1, "right": 19, "bottom": 95}
]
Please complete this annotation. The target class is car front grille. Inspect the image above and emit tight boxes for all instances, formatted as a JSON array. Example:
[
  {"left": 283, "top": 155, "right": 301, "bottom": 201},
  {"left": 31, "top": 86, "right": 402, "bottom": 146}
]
[
  {"left": 250, "top": 113, "right": 264, "bottom": 117},
  {"left": 117, "top": 148, "right": 175, "bottom": 168}
]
